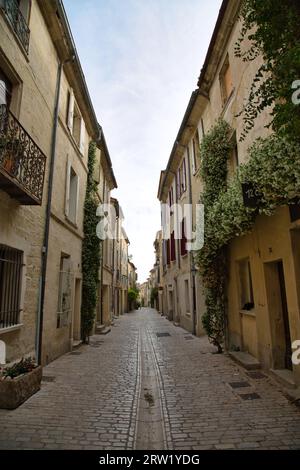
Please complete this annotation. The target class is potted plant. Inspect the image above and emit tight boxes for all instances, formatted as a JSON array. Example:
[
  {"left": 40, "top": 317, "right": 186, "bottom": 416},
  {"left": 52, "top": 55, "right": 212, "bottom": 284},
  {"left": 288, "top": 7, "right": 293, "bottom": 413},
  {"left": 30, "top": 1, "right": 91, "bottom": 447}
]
[
  {"left": 0, "top": 357, "right": 42, "bottom": 409},
  {"left": 0, "top": 136, "right": 24, "bottom": 175}
]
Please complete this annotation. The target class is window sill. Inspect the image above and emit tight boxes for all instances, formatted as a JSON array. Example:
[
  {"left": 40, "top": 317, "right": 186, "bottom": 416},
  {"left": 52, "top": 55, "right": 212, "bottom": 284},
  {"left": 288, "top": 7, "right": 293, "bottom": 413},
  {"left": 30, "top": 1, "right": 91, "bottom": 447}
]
[
  {"left": 0, "top": 324, "right": 23, "bottom": 335},
  {"left": 240, "top": 309, "right": 256, "bottom": 318},
  {"left": 65, "top": 216, "right": 78, "bottom": 229}
]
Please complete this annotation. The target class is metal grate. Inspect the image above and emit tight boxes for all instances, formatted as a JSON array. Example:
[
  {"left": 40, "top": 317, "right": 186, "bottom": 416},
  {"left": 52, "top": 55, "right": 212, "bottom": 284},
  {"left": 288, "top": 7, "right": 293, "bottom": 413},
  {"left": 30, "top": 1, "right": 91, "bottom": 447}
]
[
  {"left": 156, "top": 332, "right": 171, "bottom": 338},
  {"left": 0, "top": 244, "right": 23, "bottom": 329},
  {"left": 229, "top": 381, "right": 251, "bottom": 389},
  {"left": 0, "top": 104, "right": 46, "bottom": 205},
  {"left": 184, "top": 336, "right": 194, "bottom": 340},
  {"left": 42, "top": 376, "right": 56, "bottom": 383},
  {"left": 239, "top": 393, "right": 261, "bottom": 400},
  {"left": 247, "top": 371, "right": 266, "bottom": 380}
]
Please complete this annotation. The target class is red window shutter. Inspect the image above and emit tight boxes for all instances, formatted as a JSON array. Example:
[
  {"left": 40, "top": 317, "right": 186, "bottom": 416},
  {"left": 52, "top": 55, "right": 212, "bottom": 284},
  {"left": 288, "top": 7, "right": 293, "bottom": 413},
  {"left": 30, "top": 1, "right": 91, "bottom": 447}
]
[
  {"left": 171, "top": 231, "right": 176, "bottom": 261},
  {"left": 182, "top": 158, "right": 187, "bottom": 192},
  {"left": 177, "top": 168, "right": 181, "bottom": 199},
  {"left": 181, "top": 219, "right": 187, "bottom": 256},
  {"left": 166, "top": 239, "right": 170, "bottom": 265}
]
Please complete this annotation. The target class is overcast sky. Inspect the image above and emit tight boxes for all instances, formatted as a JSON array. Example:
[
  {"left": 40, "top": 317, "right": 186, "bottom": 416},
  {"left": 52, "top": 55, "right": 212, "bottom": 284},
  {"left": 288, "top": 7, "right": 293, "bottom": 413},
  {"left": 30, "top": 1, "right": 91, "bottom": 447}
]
[{"left": 64, "top": 0, "right": 222, "bottom": 283}]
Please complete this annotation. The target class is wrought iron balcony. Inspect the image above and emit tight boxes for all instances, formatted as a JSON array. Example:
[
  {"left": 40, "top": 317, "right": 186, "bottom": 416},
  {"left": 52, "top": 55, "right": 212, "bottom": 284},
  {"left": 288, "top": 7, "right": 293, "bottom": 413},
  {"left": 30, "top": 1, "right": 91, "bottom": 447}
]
[
  {"left": 0, "top": 0, "right": 30, "bottom": 53},
  {"left": 0, "top": 105, "right": 46, "bottom": 205}
]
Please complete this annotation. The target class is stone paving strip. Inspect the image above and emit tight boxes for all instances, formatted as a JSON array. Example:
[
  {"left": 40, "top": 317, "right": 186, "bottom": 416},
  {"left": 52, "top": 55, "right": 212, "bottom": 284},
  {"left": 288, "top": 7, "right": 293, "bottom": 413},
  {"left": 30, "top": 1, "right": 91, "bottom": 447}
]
[{"left": 0, "top": 308, "right": 300, "bottom": 450}]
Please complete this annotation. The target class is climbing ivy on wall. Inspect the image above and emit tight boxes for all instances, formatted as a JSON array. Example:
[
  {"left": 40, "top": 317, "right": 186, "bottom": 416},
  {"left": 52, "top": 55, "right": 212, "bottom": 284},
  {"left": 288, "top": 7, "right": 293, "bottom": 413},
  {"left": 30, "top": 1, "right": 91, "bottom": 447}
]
[
  {"left": 81, "top": 141, "right": 101, "bottom": 343},
  {"left": 198, "top": 120, "right": 234, "bottom": 353},
  {"left": 198, "top": 120, "right": 300, "bottom": 352},
  {"left": 198, "top": 0, "right": 300, "bottom": 352},
  {"left": 235, "top": 0, "right": 300, "bottom": 141}
]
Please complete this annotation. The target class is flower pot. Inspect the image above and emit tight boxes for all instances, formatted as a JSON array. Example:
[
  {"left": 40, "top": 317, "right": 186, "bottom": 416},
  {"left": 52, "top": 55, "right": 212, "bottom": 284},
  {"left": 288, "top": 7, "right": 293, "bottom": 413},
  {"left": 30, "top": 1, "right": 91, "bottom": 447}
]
[
  {"left": 0, "top": 139, "right": 23, "bottom": 176},
  {"left": 0, "top": 366, "right": 42, "bottom": 409}
]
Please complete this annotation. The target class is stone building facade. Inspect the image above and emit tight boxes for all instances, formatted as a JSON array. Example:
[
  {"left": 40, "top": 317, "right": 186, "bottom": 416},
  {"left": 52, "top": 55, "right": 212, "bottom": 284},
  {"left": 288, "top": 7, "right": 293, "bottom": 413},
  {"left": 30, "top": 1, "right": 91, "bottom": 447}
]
[
  {"left": 158, "top": 0, "right": 300, "bottom": 387},
  {"left": 0, "top": 0, "right": 51, "bottom": 364},
  {"left": 157, "top": 94, "right": 206, "bottom": 335},
  {"left": 0, "top": 0, "right": 119, "bottom": 366}
]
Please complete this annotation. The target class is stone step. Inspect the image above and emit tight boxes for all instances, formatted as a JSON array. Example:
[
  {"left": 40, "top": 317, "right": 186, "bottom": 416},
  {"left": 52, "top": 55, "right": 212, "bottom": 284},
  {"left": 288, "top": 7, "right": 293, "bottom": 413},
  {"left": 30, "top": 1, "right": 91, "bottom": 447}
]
[
  {"left": 95, "top": 324, "right": 111, "bottom": 335},
  {"left": 228, "top": 351, "right": 261, "bottom": 370},
  {"left": 270, "top": 368, "right": 297, "bottom": 390},
  {"left": 72, "top": 340, "right": 82, "bottom": 350}
]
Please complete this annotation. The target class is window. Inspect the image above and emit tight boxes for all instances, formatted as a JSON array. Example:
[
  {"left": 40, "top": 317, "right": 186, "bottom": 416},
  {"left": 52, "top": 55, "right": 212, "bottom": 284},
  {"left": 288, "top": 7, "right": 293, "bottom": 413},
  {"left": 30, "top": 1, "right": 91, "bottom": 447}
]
[
  {"left": 17, "top": 0, "right": 31, "bottom": 23},
  {"left": 168, "top": 187, "right": 174, "bottom": 207},
  {"left": 65, "top": 162, "right": 79, "bottom": 224},
  {"left": 72, "top": 102, "right": 81, "bottom": 147},
  {"left": 185, "top": 279, "right": 190, "bottom": 314},
  {"left": 182, "top": 158, "right": 187, "bottom": 193},
  {"left": 238, "top": 258, "right": 254, "bottom": 310},
  {"left": 220, "top": 55, "right": 233, "bottom": 105},
  {"left": 170, "top": 231, "right": 176, "bottom": 262},
  {"left": 0, "top": 245, "right": 23, "bottom": 329},
  {"left": 181, "top": 219, "right": 187, "bottom": 256},
  {"left": 1, "top": 0, "right": 31, "bottom": 52},
  {"left": 177, "top": 158, "right": 187, "bottom": 199},
  {"left": 57, "top": 254, "right": 72, "bottom": 328},
  {"left": 0, "top": 68, "right": 12, "bottom": 108},
  {"left": 66, "top": 89, "right": 86, "bottom": 154},
  {"left": 191, "top": 130, "right": 200, "bottom": 174}
]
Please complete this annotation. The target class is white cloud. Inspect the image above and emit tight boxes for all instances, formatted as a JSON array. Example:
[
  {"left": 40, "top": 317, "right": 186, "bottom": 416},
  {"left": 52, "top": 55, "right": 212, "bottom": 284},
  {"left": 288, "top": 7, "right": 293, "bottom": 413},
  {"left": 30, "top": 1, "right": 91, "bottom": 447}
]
[{"left": 64, "top": 0, "right": 223, "bottom": 282}]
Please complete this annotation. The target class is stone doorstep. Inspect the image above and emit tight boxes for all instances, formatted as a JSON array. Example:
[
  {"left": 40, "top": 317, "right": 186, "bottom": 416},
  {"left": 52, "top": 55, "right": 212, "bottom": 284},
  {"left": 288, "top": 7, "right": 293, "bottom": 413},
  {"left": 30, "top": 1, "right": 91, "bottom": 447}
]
[
  {"left": 72, "top": 340, "right": 82, "bottom": 351},
  {"left": 228, "top": 351, "right": 261, "bottom": 370},
  {"left": 282, "top": 386, "right": 300, "bottom": 405},
  {"left": 270, "top": 369, "right": 297, "bottom": 390},
  {"left": 95, "top": 324, "right": 111, "bottom": 335}
]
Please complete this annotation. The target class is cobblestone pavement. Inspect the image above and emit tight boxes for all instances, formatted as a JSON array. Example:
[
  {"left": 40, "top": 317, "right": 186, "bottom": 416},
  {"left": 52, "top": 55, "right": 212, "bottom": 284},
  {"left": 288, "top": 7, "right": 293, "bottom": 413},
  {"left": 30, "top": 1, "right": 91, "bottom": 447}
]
[{"left": 0, "top": 308, "right": 300, "bottom": 450}]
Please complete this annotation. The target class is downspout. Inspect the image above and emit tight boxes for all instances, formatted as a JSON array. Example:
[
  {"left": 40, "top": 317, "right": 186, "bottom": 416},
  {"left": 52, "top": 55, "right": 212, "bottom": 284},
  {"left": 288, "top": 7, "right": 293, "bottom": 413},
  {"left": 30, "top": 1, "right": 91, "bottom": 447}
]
[
  {"left": 37, "top": 56, "right": 74, "bottom": 365},
  {"left": 111, "top": 218, "right": 116, "bottom": 317},
  {"left": 100, "top": 177, "right": 106, "bottom": 325},
  {"left": 186, "top": 144, "right": 197, "bottom": 336},
  {"left": 169, "top": 169, "right": 180, "bottom": 323}
]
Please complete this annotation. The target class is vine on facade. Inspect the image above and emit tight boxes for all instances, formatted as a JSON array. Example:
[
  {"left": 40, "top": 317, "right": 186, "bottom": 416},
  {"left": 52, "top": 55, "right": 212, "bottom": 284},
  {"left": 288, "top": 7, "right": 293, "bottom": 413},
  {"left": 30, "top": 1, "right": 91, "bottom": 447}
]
[
  {"left": 198, "top": 0, "right": 300, "bottom": 352},
  {"left": 235, "top": 0, "right": 300, "bottom": 141},
  {"left": 81, "top": 141, "right": 101, "bottom": 343},
  {"left": 198, "top": 119, "right": 234, "bottom": 353},
  {"left": 198, "top": 121, "right": 300, "bottom": 352}
]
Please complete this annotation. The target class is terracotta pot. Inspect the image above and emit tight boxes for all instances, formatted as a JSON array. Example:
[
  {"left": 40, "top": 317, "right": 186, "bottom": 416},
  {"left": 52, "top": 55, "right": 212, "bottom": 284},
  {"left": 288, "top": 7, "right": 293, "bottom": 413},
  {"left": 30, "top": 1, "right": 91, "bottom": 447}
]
[{"left": 0, "top": 366, "right": 42, "bottom": 409}]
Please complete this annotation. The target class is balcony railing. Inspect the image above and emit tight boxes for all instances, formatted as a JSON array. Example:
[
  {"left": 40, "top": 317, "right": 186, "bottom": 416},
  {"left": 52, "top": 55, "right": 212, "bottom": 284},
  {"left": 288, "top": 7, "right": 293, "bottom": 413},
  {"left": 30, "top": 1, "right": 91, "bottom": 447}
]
[
  {"left": 0, "top": 0, "right": 30, "bottom": 53},
  {"left": 0, "top": 104, "right": 46, "bottom": 205}
]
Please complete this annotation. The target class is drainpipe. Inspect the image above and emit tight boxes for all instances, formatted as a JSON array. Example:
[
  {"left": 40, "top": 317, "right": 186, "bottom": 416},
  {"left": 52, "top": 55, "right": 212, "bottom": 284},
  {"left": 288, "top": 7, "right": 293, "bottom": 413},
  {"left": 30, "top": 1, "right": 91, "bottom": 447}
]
[
  {"left": 37, "top": 55, "right": 74, "bottom": 365},
  {"left": 100, "top": 177, "right": 106, "bottom": 325},
  {"left": 186, "top": 145, "right": 197, "bottom": 336}
]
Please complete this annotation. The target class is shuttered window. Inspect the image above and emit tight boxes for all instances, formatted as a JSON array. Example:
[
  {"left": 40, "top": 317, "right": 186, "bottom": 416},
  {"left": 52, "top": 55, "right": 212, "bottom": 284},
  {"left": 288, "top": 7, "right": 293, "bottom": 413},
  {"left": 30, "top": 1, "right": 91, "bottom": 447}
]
[
  {"left": 0, "top": 245, "right": 23, "bottom": 329},
  {"left": 181, "top": 219, "right": 187, "bottom": 256},
  {"left": 0, "top": 69, "right": 12, "bottom": 107}
]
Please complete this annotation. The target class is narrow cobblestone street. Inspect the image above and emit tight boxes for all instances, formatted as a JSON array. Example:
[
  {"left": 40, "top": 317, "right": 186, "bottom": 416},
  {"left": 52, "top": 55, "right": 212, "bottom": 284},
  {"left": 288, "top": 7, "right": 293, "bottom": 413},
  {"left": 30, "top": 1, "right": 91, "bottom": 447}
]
[{"left": 0, "top": 308, "right": 300, "bottom": 450}]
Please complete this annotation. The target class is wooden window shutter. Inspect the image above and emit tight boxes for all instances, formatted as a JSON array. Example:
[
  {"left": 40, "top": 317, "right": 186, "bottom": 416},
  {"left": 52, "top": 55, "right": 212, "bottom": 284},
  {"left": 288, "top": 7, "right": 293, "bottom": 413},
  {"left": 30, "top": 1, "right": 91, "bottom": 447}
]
[
  {"left": 182, "top": 158, "right": 187, "bottom": 192},
  {"left": 75, "top": 175, "right": 80, "bottom": 225},
  {"left": 67, "top": 89, "right": 75, "bottom": 133},
  {"left": 79, "top": 119, "right": 86, "bottom": 155},
  {"left": 181, "top": 219, "right": 187, "bottom": 256},
  {"left": 65, "top": 159, "right": 71, "bottom": 217}
]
